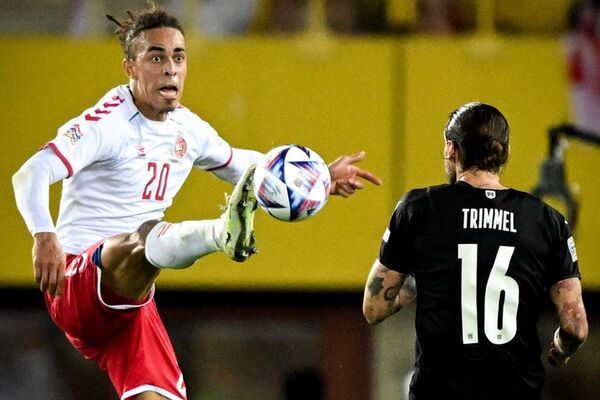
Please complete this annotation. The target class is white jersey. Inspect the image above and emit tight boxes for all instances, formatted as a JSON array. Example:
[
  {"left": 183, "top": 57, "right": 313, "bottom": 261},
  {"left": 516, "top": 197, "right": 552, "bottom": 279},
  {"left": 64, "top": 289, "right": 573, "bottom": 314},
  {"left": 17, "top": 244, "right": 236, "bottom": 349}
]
[{"left": 47, "top": 85, "right": 240, "bottom": 254}]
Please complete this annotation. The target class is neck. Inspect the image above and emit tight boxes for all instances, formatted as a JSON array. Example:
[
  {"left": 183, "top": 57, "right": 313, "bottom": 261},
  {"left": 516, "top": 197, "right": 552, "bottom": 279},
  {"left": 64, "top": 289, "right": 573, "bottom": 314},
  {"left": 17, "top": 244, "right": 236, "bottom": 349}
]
[
  {"left": 128, "top": 85, "right": 169, "bottom": 122},
  {"left": 457, "top": 169, "right": 505, "bottom": 190}
]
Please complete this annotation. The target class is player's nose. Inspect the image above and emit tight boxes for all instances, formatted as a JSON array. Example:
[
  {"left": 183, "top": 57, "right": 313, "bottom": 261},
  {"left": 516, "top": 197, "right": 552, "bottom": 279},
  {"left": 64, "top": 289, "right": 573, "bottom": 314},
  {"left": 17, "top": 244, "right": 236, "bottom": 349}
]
[{"left": 163, "top": 59, "right": 176, "bottom": 76}]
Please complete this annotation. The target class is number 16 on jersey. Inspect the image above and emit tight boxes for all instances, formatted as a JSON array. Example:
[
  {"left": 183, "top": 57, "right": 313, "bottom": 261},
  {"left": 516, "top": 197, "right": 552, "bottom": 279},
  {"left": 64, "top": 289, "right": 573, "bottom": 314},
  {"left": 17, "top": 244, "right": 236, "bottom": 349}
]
[{"left": 459, "top": 244, "right": 519, "bottom": 345}]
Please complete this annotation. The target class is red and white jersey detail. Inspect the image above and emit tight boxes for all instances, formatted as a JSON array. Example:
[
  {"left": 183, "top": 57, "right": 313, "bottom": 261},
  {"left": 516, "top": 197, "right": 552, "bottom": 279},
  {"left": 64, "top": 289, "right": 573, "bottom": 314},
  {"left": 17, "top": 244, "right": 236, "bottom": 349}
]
[{"left": 48, "top": 85, "right": 234, "bottom": 254}]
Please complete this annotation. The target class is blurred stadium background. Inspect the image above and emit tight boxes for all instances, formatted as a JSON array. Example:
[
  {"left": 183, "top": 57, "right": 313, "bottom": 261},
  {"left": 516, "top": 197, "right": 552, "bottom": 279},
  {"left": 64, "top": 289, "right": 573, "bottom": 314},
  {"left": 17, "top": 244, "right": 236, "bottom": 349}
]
[{"left": 1, "top": 0, "right": 599, "bottom": 399}]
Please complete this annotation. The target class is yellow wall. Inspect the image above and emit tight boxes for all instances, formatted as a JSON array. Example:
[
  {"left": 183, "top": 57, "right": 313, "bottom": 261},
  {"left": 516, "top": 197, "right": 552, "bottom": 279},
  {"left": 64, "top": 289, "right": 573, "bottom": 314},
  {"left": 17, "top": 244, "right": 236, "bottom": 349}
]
[
  {"left": 495, "top": 0, "right": 572, "bottom": 33},
  {"left": 2, "top": 34, "right": 598, "bottom": 290}
]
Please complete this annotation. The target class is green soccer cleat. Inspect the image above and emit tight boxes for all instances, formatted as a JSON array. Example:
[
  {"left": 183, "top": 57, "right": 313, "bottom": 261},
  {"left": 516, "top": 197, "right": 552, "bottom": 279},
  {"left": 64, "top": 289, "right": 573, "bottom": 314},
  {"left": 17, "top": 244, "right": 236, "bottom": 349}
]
[{"left": 221, "top": 164, "right": 258, "bottom": 262}]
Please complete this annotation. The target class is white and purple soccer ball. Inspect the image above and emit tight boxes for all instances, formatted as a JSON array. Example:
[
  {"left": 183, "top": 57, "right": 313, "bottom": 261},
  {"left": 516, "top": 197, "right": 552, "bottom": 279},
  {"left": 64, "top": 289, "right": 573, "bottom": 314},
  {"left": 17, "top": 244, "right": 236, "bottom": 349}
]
[{"left": 253, "top": 144, "right": 331, "bottom": 222}]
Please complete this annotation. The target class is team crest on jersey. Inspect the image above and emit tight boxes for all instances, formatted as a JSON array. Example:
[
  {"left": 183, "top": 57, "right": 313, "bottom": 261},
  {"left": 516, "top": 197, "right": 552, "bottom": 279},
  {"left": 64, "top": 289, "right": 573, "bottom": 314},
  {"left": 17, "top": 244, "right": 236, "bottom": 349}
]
[
  {"left": 567, "top": 236, "right": 578, "bottom": 262},
  {"left": 62, "top": 124, "right": 84, "bottom": 145},
  {"left": 174, "top": 134, "right": 187, "bottom": 159},
  {"left": 485, "top": 190, "right": 496, "bottom": 199}
]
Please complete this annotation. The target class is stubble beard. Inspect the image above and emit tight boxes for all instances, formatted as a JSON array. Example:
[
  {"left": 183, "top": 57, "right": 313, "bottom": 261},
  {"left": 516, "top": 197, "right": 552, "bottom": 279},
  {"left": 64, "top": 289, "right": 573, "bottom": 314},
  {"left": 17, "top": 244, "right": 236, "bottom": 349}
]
[{"left": 445, "top": 161, "right": 457, "bottom": 184}]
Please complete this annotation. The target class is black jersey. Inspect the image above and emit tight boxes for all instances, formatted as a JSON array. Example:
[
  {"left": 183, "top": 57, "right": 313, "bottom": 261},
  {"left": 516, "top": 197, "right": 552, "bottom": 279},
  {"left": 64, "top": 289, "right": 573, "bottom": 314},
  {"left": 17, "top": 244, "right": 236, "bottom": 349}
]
[{"left": 379, "top": 181, "right": 580, "bottom": 400}]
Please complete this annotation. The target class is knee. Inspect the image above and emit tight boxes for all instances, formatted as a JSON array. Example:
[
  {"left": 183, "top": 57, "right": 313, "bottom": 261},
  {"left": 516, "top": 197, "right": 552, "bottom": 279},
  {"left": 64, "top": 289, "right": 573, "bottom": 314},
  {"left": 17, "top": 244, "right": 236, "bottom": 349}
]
[
  {"left": 102, "top": 220, "right": 161, "bottom": 268},
  {"left": 128, "top": 220, "right": 161, "bottom": 261},
  {"left": 138, "top": 219, "right": 161, "bottom": 238}
]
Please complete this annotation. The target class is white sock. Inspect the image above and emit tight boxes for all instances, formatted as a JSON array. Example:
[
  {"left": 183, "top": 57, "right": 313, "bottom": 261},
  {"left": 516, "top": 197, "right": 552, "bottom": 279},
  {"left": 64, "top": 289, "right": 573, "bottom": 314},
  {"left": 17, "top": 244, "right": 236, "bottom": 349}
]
[{"left": 145, "top": 220, "right": 224, "bottom": 269}]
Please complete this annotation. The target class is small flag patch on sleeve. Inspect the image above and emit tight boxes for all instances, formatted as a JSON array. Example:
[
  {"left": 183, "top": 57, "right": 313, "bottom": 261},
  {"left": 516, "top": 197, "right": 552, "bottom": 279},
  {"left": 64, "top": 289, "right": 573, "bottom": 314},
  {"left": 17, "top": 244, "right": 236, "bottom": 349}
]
[
  {"left": 567, "top": 236, "right": 578, "bottom": 262},
  {"left": 382, "top": 228, "right": 390, "bottom": 242}
]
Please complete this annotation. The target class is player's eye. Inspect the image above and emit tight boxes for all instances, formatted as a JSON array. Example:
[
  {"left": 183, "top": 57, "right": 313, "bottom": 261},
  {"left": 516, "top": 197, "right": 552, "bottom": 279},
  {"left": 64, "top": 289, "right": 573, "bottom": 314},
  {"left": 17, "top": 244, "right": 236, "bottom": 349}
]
[
  {"left": 152, "top": 56, "right": 161, "bottom": 62},
  {"left": 174, "top": 55, "right": 185, "bottom": 63}
]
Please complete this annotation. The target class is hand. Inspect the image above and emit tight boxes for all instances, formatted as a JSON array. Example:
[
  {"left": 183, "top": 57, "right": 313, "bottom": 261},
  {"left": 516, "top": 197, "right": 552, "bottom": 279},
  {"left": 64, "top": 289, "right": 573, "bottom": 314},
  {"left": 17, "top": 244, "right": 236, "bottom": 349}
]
[
  {"left": 32, "top": 232, "right": 66, "bottom": 298},
  {"left": 328, "top": 151, "right": 381, "bottom": 197},
  {"left": 548, "top": 341, "right": 570, "bottom": 367}
]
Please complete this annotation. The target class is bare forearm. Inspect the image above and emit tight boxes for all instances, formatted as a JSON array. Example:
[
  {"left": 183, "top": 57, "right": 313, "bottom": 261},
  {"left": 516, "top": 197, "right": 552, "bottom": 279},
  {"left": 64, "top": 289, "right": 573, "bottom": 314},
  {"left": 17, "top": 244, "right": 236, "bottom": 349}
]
[
  {"left": 363, "top": 261, "right": 413, "bottom": 325},
  {"left": 554, "top": 278, "right": 588, "bottom": 345},
  {"left": 363, "top": 278, "right": 402, "bottom": 325},
  {"left": 549, "top": 277, "right": 588, "bottom": 366}
]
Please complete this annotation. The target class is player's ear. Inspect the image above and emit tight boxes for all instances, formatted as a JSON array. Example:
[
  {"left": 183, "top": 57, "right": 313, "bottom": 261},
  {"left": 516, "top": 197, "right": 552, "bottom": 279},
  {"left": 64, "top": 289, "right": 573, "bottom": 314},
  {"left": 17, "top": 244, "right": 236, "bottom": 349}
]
[
  {"left": 123, "top": 58, "right": 136, "bottom": 80},
  {"left": 444, "top": 140, "right": 456, "bottom": 160}
]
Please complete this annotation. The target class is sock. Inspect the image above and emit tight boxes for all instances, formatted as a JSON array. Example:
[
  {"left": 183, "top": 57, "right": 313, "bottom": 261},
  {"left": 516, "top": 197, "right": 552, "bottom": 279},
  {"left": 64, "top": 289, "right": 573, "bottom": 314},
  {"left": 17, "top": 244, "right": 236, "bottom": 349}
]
[{"left": 145, "top": 220, "right": 224, "bottom": 269}]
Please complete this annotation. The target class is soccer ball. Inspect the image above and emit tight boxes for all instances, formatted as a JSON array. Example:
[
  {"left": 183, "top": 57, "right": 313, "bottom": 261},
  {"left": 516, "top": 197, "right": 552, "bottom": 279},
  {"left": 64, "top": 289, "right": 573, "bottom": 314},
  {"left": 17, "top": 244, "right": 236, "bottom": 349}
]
[{"left": 253, "top": 144, "right": 331, "bottom": 222}]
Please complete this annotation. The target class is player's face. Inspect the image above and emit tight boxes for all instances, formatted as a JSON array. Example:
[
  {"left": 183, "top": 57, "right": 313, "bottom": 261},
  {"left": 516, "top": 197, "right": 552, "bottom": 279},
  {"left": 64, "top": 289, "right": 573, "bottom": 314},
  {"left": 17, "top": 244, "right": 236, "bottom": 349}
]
[{"left": 125, "top": 27, "right": 187, "bottom": 121}]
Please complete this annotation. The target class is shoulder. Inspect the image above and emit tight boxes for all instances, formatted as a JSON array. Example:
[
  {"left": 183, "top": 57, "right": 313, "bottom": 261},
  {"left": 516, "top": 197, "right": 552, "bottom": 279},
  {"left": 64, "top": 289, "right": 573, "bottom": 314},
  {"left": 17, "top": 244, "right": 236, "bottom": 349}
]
[
  {"left": 388, "top": 185, "right": 447, "bottom": 225},
  {"left": 66, "top": 85, "right": 137, "bottom": 134},
  {"left": 170, "top": 106, "right": 229, "bottom": 149},
  {"left": 171, "top": 105, "right": 216, "bottom": 133},
  {"left": 53, "top": 86, "right": 139, "bottom": 154},
  {"left": 508, "top": 187, "right": 566, "bottom": 221},
  {"left": 81, "top": 85, "right": 137, "bottom": 124},
  {"left": 399, "top": 183, "right": 450, "bottom": 208}
]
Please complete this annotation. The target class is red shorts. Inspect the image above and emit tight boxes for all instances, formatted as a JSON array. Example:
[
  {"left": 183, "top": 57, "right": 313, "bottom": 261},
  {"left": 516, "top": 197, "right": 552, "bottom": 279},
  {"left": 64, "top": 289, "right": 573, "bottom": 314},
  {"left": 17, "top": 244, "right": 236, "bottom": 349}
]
[{"left": 45, "top": 240, "right": 187, "bottom": 400}]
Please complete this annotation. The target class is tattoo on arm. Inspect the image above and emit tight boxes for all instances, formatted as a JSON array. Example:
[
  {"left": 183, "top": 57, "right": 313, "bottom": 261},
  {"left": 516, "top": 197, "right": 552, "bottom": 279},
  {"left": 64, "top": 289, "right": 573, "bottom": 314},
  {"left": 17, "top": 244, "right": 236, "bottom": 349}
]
[
  {"left": 384, "top": 286, "right": 400, "bottom": 301},
  {"left": 368, "top": 277, "right": 384, "bottom": 298},
  {"left": 551, "top": 278, "right": 588, "bottom": 354},
  {"left": 368, "top": 277, "right": 401, "bottom": 301}
]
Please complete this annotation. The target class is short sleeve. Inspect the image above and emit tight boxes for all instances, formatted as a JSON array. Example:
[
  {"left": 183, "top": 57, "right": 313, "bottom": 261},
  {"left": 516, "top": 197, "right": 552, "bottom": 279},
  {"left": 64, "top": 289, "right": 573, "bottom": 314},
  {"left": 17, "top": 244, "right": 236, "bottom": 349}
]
[
  {"left": 379, "top": 194, "right": 414, "bottom": 273},
  {"left": 44, "top": 118, "right": 121, "bottom": 178},
  {"left": 190, "top": 119, "right": 233, "bottom": 171},
  {"left": 547, "top": 210, "right": 581, "bottom": 286}
]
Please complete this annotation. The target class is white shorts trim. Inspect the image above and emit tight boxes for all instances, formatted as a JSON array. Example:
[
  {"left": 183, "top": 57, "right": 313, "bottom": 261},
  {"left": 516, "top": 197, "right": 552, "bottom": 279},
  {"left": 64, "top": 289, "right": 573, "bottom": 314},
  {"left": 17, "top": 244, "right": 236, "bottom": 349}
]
[
  {"left": 96, "top": 267, "right": 155, "bottom": 310},
  {"left": 121, "top": 384, "right": 184, "bottom": 400}
]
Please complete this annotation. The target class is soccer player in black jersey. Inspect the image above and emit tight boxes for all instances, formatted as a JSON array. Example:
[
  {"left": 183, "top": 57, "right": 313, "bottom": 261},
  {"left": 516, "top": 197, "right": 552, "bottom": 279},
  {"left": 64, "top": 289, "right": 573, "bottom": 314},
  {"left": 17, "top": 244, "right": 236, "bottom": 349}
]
[{"left": 363, "top": 102, "right": 588, "bottom": 400}]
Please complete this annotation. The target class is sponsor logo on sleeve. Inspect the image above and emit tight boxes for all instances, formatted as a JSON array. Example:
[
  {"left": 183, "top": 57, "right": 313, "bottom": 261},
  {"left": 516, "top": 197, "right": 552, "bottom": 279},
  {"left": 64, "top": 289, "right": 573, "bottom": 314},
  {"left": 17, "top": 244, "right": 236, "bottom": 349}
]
[
  {"left": 62, "top": 124, "right": 84, "bottom": 145},
  {"left": 567, "top": 236, "right": 578, "bottom": 262}
]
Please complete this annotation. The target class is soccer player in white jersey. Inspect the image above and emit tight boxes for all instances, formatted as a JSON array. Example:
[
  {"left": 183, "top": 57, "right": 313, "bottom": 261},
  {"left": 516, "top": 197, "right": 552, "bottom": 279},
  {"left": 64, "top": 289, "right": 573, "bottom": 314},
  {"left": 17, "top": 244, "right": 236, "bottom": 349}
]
[{"left": 11, "top": 4, "right": 381, "bottom": 400}]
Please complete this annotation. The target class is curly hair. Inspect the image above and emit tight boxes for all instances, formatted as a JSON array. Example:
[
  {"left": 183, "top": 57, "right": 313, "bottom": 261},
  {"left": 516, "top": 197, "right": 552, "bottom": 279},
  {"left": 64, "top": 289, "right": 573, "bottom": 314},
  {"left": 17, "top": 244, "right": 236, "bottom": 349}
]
[
  {"left": 106, "top": 2, "right": 184, "bottom": 59},
  {"left": 444, "top": 102, "right": 510, "bottom": 173}
]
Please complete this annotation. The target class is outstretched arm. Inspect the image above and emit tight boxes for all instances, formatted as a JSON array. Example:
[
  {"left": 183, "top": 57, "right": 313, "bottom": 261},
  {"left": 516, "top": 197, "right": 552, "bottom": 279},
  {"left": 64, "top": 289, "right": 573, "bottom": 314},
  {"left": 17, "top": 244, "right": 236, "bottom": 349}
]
[
  {"left": 548, "top": 277, "right": 588, "bottom": 366},
  {"left": 12, "top": 148, "right": 68, "bottom": 298},
  {"left": 363, "top": 259, "right": 416, "bottom": 325},
  {"left": 328, "top": 151, "right": 381, "bottom": 197},
  {"left": 207, "top": 148, "right": 264, "bottom": 185}
]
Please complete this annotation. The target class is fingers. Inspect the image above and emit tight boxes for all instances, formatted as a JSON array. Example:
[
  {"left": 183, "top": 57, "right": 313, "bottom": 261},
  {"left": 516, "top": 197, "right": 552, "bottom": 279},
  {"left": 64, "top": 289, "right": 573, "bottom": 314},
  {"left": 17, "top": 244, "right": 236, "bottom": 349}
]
[
  {"left": 47, "top": 263, "right": 65, "bottom": 298},
  {"left": 354, "top": 168, "right": 382, "bottom": 186},
  {"left": 32, "top": 233, "right": 65, "bottom": 298},
  {"left": 548, "top": 343, "right": 570, "bottom": 367},
  {"left": 335, "top": 186, "right": 353, "bottom": 198},
  {"left": 328, "top": 151, "right": 382, "bottom": 196},
  {"left": 33, "top": 264, "right": 42, "bottom": 284},
  {"left": 334, "top": 180, "right": 361, "bottom": 197},
  {"left": 346, "top": 178, "right": 364, "bottom": 190},
  {"left": 39, "top": 263, "right": 49, "bottom": 293},
  {"left": 35, "top": 258, "right": 65, "bottom": 298},
  {"left": 346, "top": 150, "right": 366, "bottom": 163}
]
